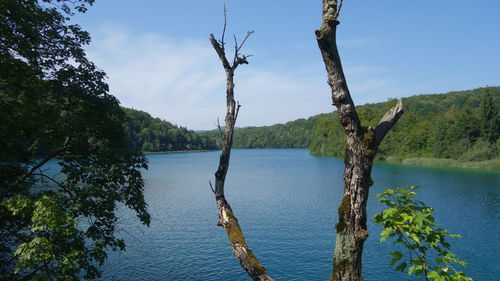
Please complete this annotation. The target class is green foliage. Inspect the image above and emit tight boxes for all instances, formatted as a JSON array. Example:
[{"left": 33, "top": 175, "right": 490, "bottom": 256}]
[
  {"left": 374, "top": 187, "right": 472, "bottom": 281},
  {"left": 480, "top": 90, "right": 499, "bottom": 143},
  {"left": 199, "top": 87, "right": 499, "bottom": 167},
  {"left": 1, "top": 1, "right": 150, "bottom": 279},
  {"left": 201, "top": 114, "right": 327, "bottom": 149},
  {"left": 309, "top": 87, "right": 500, "bottom": 163},
  {"left": 309, "top": 116, "right": 344, "bottom": 157},
  {"left": 459, "top": 138, "right": 496, "bottom": 161},
  {"left": 392, "top": 157, "right": 500, "bottom": 170},
  {"left": 123, "top": 108, "right": 216, "bottom": 152}
]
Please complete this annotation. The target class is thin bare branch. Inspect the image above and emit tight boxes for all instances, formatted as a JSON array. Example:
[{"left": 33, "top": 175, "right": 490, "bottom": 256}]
[
  {"left": 11, "top": 147, "right": 67, "bottom": 190},
  {"left": 335, "top": 0, "right": 344, "bottom": 19},
  {"left": 32, "top": 173, "right": 64, "bottom": 189},
  {"left": 217, "top": 117, "right": 224, "bottom": 140},
  {"left": 237, "top": 31, "right": 254, "bottom": 54},
  {"left": 233, "top": 34, "right": 238, "bottom": 67},
  {"left": 221, "top": 4, "right": 227, "bottom": 49},
  {"left": 234, "top": 101, "right": 241, "bottom": 123},
  {"left": 209, "top": 181, "right": 215, "bottom": 194},
  {"left": 232, "top": 31, "right": 254, "bottom": 70}
]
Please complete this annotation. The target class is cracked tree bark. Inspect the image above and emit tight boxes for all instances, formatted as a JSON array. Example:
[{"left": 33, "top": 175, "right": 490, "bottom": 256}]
[
  {"left": 209, "top": 10, "right": 273, "bottom": 281},
  {"left": 315, "top": 1, "right": 404, "bottom": 280}
]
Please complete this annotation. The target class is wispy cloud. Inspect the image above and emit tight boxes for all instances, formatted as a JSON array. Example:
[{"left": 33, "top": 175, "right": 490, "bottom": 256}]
[
  {"left": 343, "top": 64, "right": 393, "bottom": 104},
  {"left": 87, "top": 24, "right": 397, "bottom": 129}
]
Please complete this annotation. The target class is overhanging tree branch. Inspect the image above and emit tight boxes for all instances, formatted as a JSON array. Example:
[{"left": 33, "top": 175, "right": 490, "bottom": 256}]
[{"left": 14, "top": 147, "right": 67, "bottom": 188}]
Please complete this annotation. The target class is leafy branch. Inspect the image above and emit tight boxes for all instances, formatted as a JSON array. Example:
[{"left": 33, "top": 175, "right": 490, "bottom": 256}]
[{"left": 374, "top": 186, "right": 473, "bottom": 281}]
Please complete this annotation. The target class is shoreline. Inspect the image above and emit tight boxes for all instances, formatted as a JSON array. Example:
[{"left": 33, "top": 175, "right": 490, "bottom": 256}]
[
  {"left": 143, "top": 148, "right": 500, "bottom": 171},
  {"left": 382, "top": 157, "right": 500, "bottom": 170},
  {"left": 309, "top": 151, "right": 500, "bottom": 171}
]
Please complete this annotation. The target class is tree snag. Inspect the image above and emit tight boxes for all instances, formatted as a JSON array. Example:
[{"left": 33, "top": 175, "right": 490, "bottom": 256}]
[
  {"left": 315, "top": 1, "right": 404, "bottom": 280},
  {"left": 210, "top": 8, "right": 273, "bottom": 281}
]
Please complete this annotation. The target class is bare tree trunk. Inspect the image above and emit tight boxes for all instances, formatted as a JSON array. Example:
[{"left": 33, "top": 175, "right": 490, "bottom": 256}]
[
  {"left": 209, "top": 10, "right": 273, "bottom": 280},
  {"left": 315, "top": 1, "right": 404, "bottom": 280}
]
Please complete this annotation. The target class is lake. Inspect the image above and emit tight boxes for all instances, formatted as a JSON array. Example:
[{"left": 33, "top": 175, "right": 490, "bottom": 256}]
[{"left": 99, "top": 149, "right": 499, "bottom": 280}]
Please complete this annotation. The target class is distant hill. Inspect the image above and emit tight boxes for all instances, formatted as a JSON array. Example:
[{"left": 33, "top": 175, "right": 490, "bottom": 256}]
[
  {"left": 123, "top": 108, "right": 217, "bottom": 152},
  {"left": 201, "top": 86, "right": 499, "bottom": 166},
  {"left": 309, "top": 86, "right": 499, "bottom": 163},
  {"left": 124, "top": 86, "right": 499, "bottom": 167},
  {"left": 201, "top": 114, "right": 329, "bottom": 149}
]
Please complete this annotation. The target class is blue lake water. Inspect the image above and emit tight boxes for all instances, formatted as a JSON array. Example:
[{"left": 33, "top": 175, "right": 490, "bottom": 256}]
[{"left": 99, "top": 149, "right": 499, "bottom": 280}]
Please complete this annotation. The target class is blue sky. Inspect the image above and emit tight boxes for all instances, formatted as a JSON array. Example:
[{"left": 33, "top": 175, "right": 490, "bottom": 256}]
[{"left": 74, "top": 0, "right": 500, "bottom": 129}]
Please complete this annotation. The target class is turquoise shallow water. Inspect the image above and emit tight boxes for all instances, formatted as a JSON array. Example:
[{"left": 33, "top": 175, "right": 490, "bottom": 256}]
[{"left": 99, "top": 149, "right": 500, "bottom": 280}]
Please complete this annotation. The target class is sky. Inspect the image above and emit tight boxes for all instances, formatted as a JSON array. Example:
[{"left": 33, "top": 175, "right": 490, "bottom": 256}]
[{"left": 73, "top": 0, "right": 500, "bottom": 130}]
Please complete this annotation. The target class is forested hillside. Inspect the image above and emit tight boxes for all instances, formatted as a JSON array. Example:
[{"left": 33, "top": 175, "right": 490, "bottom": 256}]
[
  {"left": 123, "top": 108, "right": 217, "bottom": 152},
  {"left": 123, "top": 86, "right": 499, "bottom": 167},
  {"left": 309, "top": 87, "right": 499, "bottom": 164},
  {"left": 201, "top": 114, "right": 327, "bottom": 148}
]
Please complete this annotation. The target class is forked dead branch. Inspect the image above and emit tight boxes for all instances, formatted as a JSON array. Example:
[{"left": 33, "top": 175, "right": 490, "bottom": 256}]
[
  {"left": 209, "top": 7, "right": 273, "bottom": 281},
  {"left": 210, "top": 1, "right": 404, "bottom": 280}
]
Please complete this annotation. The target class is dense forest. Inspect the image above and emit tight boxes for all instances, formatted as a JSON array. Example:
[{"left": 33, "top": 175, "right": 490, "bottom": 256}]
[
  {"left": 199, "top": 87, "right": 499, "bottom": 167},
  {"left": 127, "top": 87, "right": 500, "bottom": 165},
  {"left": 124, "top": 86, "right": 499, "bottom": 167},
  {"left": 309, "top": 87, "right": 499, "bottom": 163},
  {"left": 201, "top": 114, "right": 327, "bottom": 148},
  {"left": 123, "top": 108, "right": 217, "bottom": 152}
]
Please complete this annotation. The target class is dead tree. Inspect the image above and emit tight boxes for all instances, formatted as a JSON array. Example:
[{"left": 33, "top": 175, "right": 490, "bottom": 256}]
[
  {"left": 315, "top": 1, "right": 404, "bottom": 280},
  {"left": 209, "top": 8, "right": 274, "bottom": 281}
]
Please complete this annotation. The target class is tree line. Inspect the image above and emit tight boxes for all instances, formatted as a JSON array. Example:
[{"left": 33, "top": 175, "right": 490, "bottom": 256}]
[
  {"left": 2, "top": 0, "right": 487, "bottom": 280},
  {"left": 198, "top": 86, "right": 499, "bottom": 163},
  {"left": 123, "top": 108, "right": 217, "bottom": 152},
  {"left": 201, "top": 114, "right": 326, "bottom": 149},
  {"left": 126, "top": 87, "right": 498, "bottom": 164},
  {"left": 309, "top": 87, "right": 499, "bottom": 162}
]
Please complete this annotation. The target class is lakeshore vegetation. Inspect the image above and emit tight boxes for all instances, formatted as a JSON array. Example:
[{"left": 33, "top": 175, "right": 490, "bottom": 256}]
[
  {"left": 309, "top": 87, "right": 500, "bottom": 168},
  {"left": 126, "top": 86, "right": 499, "bottom": 169},
  {"left": 123, "top": 108, "right": 217, "bottom": 152},
  {"left": 1, "top": 1, "right": 495, "bottom": 280}
]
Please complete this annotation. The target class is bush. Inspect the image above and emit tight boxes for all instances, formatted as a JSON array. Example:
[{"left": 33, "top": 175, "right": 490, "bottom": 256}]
[{"left": 459, "top": 138, "right": 497, "bottom": 161}]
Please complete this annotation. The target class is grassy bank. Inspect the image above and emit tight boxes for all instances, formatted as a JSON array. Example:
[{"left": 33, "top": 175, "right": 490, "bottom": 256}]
[{"left": 384, "top": 157, "right": 500, "bottom": 170}]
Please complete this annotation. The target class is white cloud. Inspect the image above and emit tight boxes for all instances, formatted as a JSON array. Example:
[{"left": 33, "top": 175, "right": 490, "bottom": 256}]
[{"left": 87, "top": 24, "right": 397, "bottom": 129}]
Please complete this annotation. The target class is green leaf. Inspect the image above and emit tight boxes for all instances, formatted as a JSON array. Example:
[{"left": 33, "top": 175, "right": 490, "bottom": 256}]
[
  {"left": 408, "top": 265, "right": 416, "bottom": 276},
  {"left": 390, "top": 251, "right": 403, "bottom": 266},
  {"left": 427, "top": 270, "right": 442, "bottom": 280},
  {"left": 412, "top": 257, "right": 424, "bottom": 265},
  {"left": 395, "top": 262, "right": 407, "bottom": 272}
]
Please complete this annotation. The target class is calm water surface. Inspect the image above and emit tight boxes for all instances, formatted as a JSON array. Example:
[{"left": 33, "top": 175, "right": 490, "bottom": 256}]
[{"left": 100, "top": 149, "right": 499, "bottom": 280}]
